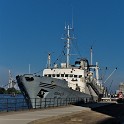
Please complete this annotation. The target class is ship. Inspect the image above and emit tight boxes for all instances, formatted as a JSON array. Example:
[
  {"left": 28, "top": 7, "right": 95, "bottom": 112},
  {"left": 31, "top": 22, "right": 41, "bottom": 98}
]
[{"left": 16, "top": 23, "right": 105, "bottom": 108}]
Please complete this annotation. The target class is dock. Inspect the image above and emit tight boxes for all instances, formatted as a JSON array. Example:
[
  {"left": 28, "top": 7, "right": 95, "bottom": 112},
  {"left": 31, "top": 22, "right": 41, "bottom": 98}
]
[{"left": 0, "top": 102, "right": 117, "bottom": 124}]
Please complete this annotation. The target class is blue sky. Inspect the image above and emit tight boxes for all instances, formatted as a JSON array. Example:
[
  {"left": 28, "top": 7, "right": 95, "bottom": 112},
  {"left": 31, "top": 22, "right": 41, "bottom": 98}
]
[{"left": 0, "top": 0, "right": 124, "bottom": 92}]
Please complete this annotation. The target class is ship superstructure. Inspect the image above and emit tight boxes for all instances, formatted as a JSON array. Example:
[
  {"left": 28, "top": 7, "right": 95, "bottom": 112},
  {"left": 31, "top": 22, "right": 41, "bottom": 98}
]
[{"left": 43, "top": 25, "right": 91, "bottom": 93}]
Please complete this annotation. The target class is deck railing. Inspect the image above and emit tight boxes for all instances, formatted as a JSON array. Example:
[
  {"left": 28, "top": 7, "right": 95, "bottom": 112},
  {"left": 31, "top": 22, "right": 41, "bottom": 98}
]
[{"left": 0, "top": 97, "right": 91, "bottom": 112}]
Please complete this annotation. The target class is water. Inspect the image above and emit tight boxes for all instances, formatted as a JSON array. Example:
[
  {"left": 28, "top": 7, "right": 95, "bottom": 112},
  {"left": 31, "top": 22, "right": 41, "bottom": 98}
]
[
  {"left": 0, "top": 94, "right": 90, "bottom": 112},
  {"left": 0, "top": 94, "right": 23, "bottom": 98},
  {"left": 0, "top": 94, "right": 28, "bottom": 112}
]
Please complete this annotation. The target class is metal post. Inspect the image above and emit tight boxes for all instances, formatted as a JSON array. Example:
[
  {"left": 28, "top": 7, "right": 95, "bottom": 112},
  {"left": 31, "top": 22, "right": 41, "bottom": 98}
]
[
  {"left": 7, "top": 98, "right": 8, "bottom": 112},
  {"left": 40, "top": 98, "right": 42, "bottom": 109},
  {"left": 66, "top": 98, "right": 67, "bottom": 106},
  {"left": 45, "top": 98, "right": 46, "bottom": 108},
  {"left": 50, "top": 98, "right": 51, "bottom": 107},
  {"left": 15, "top": 98, "right": 17, "bottom": 111},
  {"left": 57, "top": 98, "right": 58, "bottom": 107},
  {"left": 22, "top": 98, "right": 24, "bottom": 110},
  {"left": 53, "top": 98, "right": 55, "bottom": 107},
  {"left": 60, "top": 98, "right": 61, "bottom": 106},
  {"left": 35, "top": 98, "right": 36, "bottom": 109}
]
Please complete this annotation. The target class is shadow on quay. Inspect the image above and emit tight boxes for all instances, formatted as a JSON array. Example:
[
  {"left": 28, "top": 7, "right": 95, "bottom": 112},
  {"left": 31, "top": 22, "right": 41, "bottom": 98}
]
[{"left": 75, "top": 102, "right": 124, "bottom": 124}]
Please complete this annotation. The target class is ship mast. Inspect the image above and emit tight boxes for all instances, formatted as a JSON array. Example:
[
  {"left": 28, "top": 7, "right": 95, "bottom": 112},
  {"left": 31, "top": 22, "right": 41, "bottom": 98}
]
[
  {"left": 67, "top": 25, "right": 70, "bottom": 68},
  {"left": 62, "top": 24, "right": 74, "bottom": 68},
  {"left": 47, "top": 53, "right": 51, "bottom": 69},
  {"left": 90, "top": 46, "right": 93, "bottom": 65}
]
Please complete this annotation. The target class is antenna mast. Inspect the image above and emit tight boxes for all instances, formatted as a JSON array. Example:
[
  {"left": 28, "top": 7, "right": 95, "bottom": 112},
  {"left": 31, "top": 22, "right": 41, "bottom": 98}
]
[
  {"left": 95, "top": 62, "right": 99, "bottom": 84},
  {"left": 47, "top": 53, "right": 51, "bottom": 68},
  {"left": 29, "top": 64, "right": 31, "bottom": 74},
  {"left": 67, "top": 25, "right": 70, "bottom": 68},
  {"left": 63, "top": 24, "right": 74, "bottom": 68},
  {"left": 90, "top": 46, "right": 93, "bottom": 65},
  {"left": 62, "top": 16, "right": 75, "bottom": 68},
  {"left": 72, "top": 7, "right": 74, "bottom": 29}
]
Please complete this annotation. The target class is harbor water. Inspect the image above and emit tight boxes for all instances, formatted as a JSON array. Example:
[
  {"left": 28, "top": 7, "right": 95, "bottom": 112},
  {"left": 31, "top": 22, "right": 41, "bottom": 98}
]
[
  {"left": 0, "top": 94, "right": 87, "bottom": 112},
  {"left": 0, "top": 94, "right": 28, "bottom": 112}
]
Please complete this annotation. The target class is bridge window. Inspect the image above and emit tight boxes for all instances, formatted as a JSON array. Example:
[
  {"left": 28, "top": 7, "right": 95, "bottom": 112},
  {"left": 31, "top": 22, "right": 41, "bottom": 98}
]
[
  {"left": 57, "top": 74, "right": 60, "bottom": 77},
  {"left": 65, "top": 74, "right": 68, "bottom": 77},
  {"left": 70, "top": 74, "right": 73, "bottom": 77},
  {"left": 52, "top": 74, "right": 55, "bottom": 77},
  {"left": 48, "top": 74, "right": 51, "bottom": 77},
  {"left": 74, "top": 75, "right": 77, "bottom": 78},
  {"left": 61, "top": 74, "right": 64, "bottom": 77},
  {"left": 79, "top": 75, "right": 82, "bottom": 78}
]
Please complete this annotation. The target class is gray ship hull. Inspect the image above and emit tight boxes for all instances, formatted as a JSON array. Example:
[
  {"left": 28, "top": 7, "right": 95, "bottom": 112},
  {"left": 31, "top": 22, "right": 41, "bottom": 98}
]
[{"left": 16, "top": 74, "right": 96, "bottom": 108}]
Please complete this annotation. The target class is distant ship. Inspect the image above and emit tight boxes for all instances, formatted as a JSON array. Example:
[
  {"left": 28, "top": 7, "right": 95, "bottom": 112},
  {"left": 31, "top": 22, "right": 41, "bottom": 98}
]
[{"left": 16, "top": 23, "right": 105, "bottom": 108}]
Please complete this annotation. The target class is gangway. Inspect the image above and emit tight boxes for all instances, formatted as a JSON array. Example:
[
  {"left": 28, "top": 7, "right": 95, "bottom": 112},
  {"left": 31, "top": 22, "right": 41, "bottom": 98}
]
[{"left": 87, "top": 81, "right": 104, "bottom": 101}]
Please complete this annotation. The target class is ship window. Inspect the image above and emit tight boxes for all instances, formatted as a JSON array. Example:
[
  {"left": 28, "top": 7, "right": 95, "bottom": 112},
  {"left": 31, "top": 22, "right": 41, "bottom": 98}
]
[
  {"left": 48, "top": 74, "right": 51, "bottom": 77},
  {"left": 57, "top": 74, "right": 60, "bottom": 77},
  {"left": 74, "top": 75, "right": 77, "bottom": 78},
  {"left": 79, "top": 75, "right": 82, "bottom": 78},
  {"left": 52, "top": 74, "right": 55, "bottom": 77},
  {"left": 70, "top": 74, "right": 73, "bottom": 77},
  {"left": 65, "top": 74, "right": 68, "bottom": 77},
  {"left": 61, "top": 74, "right": 64, "bottom": 77}
]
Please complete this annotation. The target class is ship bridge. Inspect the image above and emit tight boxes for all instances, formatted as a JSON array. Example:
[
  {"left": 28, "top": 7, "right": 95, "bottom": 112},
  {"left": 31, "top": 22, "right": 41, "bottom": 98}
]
[{"left": 43, "top": 59, "right": 90, "bottom": 93}]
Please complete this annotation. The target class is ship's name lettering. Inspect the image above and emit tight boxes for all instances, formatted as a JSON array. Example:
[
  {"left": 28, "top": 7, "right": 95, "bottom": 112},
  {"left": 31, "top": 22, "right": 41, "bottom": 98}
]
[{"left": 54, "top": 92, "right": 64, "bottom": 96}]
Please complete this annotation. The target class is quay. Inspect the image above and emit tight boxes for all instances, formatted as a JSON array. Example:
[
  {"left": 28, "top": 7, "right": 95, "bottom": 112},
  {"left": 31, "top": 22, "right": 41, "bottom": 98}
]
[
  {"left": 0, "top": 102, "right": 120, "bottom": 124},
  {"left": 0, "top": 105, "right": 91, "bottom": 124}
]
